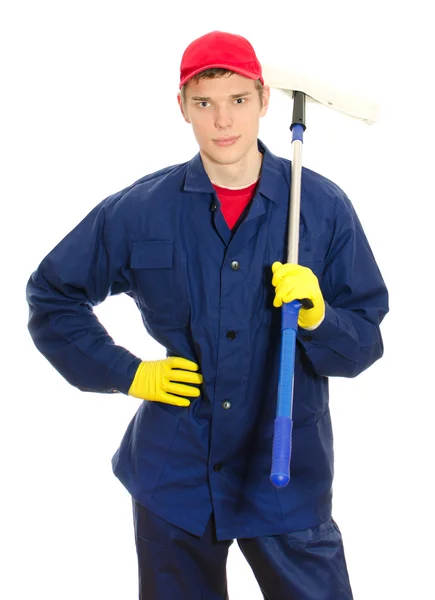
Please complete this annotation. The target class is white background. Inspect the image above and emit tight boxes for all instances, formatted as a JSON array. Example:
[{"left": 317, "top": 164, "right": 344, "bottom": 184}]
[{"left": 2, "top": 1, "right": 434, "bottom": 598}]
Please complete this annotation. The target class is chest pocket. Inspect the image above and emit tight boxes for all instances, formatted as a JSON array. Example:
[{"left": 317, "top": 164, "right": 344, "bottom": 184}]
[{"left": 129, "top": 240, "right": 190, "bottom": 326}]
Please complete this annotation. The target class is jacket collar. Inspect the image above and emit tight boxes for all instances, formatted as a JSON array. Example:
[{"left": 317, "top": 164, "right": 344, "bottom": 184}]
[{"left": 183, "top": 138, "right": 285, "bottom": 204}]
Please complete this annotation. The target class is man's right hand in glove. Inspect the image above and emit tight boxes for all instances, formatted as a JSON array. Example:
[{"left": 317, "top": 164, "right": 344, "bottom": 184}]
[{"left": 128, "top": 357, "right": 203, "bottom": 407}]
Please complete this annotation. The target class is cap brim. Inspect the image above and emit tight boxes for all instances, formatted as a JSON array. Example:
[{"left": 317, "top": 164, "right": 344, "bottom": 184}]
[{"left": 179, "top": 64, "right": 264, "bottom": 88}]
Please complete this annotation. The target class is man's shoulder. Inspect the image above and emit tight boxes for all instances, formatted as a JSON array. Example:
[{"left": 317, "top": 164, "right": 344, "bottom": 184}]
[
  {"left": 101, "top": 159, "right": 191, "bottom": 211},
  {"left": 297, "top": 163, "right": 355, "bottom": 221},
  {"left": 300, "top": 165, "right": 347, "bottom": 200},
  {"left": 270, "top": 148, "right": 355, "bottom": 225},
  {"left": 268, "top": 144, "right": 347, "bottom": 203},
  {"left": 121, "top": 160, "right": 189, "bottom": 199}
]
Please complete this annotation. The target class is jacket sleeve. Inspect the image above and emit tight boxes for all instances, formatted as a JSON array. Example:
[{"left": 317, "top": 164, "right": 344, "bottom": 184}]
[
  {"left": 297, "top": 192, "right": 389, "bottom": 378},
  {"left": 26, "top": 194, "right": 142, "bottom": 394}
]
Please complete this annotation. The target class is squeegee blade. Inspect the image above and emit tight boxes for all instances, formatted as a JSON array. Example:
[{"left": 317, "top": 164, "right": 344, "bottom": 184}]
[{"left": 262, "top": 64, "right": 379, "bottom": 124}]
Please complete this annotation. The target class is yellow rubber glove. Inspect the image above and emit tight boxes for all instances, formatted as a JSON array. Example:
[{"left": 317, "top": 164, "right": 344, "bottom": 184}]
[
  {"left": 271, "top": 262, "right": 325, "bottom": 330},
  {"left": 128, "top": 357, "right": 203, "bottom": 407}
]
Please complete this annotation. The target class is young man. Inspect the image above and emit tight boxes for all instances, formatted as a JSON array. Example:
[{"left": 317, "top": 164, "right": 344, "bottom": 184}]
[{"left": 26, "top": 31, "right": 389, "bottom": 599}]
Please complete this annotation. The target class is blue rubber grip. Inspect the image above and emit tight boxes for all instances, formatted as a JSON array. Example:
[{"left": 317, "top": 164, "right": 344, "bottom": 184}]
[
  {"left": 270, "top": 416, "right": 293, "bottom": 487},
  {"left": 270, "top": 300, "right": 301, "bottom": 488}
]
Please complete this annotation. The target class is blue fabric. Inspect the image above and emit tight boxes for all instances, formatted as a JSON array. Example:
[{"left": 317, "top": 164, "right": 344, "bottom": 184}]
[
  {"left": 132, "top": 499, "right": 353, "bottom": 599},
  {"left": 26, "top": 139, "right": 389, "bottom": 541}
]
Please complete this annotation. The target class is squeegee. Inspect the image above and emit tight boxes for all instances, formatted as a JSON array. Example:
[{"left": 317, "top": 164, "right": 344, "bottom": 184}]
[{"left": 263, "top": 64, "right": 380, "bottom": 489}]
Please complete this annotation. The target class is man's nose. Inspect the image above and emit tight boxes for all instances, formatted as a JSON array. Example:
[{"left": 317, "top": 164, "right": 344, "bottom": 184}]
[{"left": 214, "top": 106, "right": 233, "bottom": 129}]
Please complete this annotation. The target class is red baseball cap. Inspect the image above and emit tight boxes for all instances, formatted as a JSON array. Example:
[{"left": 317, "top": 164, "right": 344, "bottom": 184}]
[{"left": 179, "top": 31, "right": 264, "bottom": 89}]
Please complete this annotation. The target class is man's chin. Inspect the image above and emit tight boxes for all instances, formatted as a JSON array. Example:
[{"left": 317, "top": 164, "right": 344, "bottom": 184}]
[{"left": 204, "top": 145, "right": 246, "bottom": 165}]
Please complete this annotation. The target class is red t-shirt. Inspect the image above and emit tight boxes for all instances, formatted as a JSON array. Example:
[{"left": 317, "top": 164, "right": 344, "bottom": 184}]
[{"left": 212, "top": 179, "right": 259, "bottom": 230}]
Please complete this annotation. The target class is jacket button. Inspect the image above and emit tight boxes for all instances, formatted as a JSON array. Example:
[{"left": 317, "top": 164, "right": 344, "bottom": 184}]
[
  {"left": 213, "top": 463, "right": 223, "bottom": 472},
  {"left": 222, "top": 400, "right": 232, "bottom": 409},
  {"left": 226, "top": 330, "right": 236, "bottom": 340},
  {"left": 231, "top": 260, "right": 240, "bottom": 270},
  {"left": 111, "top": 388, "right": 119, "bottom": 393},
  {"left": 211, "top": 203, "right": 217, "bottom": 211}
]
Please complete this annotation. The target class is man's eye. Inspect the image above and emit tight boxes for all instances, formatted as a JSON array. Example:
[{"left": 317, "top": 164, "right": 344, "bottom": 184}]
[{"left": 197, "top": 99, "right": 245, "bottom": 108}]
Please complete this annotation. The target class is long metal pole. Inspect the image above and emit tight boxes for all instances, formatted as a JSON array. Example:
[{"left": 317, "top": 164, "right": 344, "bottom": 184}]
[
  {"left": 287, "top": 139, "right": 303, "bottom": 264},
  {"left": 270, "top": 91, "right": 307, "bottom": 488}
]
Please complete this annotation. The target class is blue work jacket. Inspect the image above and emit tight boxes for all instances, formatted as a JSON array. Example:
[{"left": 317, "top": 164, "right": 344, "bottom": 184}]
[{"left": 26, "top": 139, "right": 389, "bottom": 540}]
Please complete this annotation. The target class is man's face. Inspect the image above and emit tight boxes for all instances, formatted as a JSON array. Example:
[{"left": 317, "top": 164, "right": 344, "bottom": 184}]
[{"left": 177, "top": 73, "right": 270, "bottom": 166}]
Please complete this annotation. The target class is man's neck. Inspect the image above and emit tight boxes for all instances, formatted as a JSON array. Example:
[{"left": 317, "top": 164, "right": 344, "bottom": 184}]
[{"left": 200, "top": 141, "right": 263, "bottom": 189}]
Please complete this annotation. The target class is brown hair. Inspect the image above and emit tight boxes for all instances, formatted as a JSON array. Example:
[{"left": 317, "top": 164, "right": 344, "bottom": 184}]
[{"left": 180, "top": 68, "right": 264, "bottom": 108}]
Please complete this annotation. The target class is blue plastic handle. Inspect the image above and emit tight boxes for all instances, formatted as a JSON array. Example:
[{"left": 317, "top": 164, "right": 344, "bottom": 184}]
[{"left": 270, "top": 300, "right": 301, "bottom": 488}]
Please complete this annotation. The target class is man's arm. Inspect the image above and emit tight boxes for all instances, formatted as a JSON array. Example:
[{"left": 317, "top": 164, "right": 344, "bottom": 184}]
[
  {"left": 296, "top": 192, "right": 389, "bottom": 378},
  {"left": 26, "top": 194, "right": 142, "bottom": 394}
]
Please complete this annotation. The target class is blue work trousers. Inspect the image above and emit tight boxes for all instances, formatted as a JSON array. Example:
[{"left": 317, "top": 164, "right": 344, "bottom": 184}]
[{"left": 132, "top": 498, "right": 353, "bottom": 599}]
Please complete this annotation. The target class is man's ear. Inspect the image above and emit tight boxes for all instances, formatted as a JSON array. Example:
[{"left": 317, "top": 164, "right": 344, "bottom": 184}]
[
  {"left": 260, "top": 84, "right": 271, "bottom": 117},
  {"left": 177, "top": 93, "right": 191, "bottom": 124}
]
